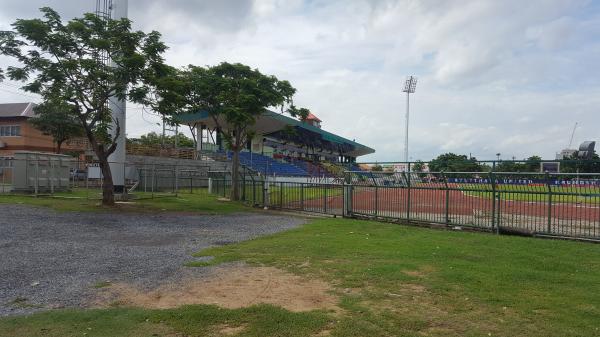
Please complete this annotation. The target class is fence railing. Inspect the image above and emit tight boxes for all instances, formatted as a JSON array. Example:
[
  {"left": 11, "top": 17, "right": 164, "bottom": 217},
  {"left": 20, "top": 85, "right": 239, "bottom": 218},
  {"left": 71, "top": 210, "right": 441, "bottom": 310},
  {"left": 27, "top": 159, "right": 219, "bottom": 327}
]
[
  {"left": 209, "top": 170, "right": 600, "bottom": 241},
  {"left": 2, "top": 155, "right": 599, "bottom": 241},
  {"left": 0, "top": 157, "right": 211, "bottom": 200}
]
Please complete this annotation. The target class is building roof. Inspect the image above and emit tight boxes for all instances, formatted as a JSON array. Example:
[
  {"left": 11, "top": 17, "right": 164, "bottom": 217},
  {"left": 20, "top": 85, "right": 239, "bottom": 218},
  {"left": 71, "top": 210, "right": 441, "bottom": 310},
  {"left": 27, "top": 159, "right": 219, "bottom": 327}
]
[
  {"left": 0, "top": 102, "right": 36, "bottom": 118},
  {"left": 177, "top": 109, "right": 375, "bottom": 157},
  {"left": 305, "top": 112, "right": 321, "bottom": 122}
]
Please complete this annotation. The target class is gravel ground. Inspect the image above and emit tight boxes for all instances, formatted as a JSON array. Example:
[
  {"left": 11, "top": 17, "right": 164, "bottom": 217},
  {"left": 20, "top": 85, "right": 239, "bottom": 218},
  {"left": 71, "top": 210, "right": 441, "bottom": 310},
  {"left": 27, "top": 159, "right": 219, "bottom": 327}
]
[{"left": 0, "top": 204, "right": 306, "bottom": 316}]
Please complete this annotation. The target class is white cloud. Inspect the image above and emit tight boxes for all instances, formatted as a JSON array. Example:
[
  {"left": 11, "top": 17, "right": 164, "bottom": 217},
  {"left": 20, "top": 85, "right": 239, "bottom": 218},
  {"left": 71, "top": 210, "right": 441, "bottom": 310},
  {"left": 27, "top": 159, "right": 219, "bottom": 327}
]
[{"left": 1, "top": 0, "right": 600, "bottom": 162}]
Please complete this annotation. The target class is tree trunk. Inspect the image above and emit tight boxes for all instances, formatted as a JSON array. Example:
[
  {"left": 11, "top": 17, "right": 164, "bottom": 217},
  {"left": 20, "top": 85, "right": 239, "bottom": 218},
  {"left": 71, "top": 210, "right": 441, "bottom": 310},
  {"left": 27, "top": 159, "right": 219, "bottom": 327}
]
[
  {"left": 231, "top": 147, "right": 240, "bottom": 201},
  {"left": 56, "top": 141, "right": 63, "bottom": 154},
  {"left": 98, "top": 155, "right": 115, "bottom": 206}
]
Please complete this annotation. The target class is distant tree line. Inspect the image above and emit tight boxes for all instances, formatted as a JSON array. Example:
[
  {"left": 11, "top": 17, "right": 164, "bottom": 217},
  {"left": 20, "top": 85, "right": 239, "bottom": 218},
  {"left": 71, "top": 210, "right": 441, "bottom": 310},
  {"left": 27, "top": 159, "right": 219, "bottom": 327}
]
[
  {"left": 413, "top": 152, "right": 600, "bottom": 174},
  {"left": 127, "top": 131, "right": 195, "bottom": 148}
]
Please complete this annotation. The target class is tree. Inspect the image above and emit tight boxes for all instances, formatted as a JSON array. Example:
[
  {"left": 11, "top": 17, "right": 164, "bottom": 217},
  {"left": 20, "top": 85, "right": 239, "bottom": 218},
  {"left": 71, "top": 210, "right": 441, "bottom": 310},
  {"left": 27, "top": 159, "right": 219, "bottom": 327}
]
[
  {"left": 524, "top": 155, "right": 542, "bottom": 172},
  {"left": 0, "top": 8, "right": 168, "bottom": 205},
  {"left": 132, "top": 131, "right": 195, "bottom": 148},
  {"left": 29, "top": 101, "right": 84, "bottom": 154},
  {"left": 428, "top": 153, "right": 484, "bottom": 172},
  {"left": 561, "top": 152, "right": 600, "bottom": 173},
  {"left": 182, "top": 62, "right": 307, "bottom": 200},
  {"left": 412, "top": 160, "right": 426, "bottom": 172}
]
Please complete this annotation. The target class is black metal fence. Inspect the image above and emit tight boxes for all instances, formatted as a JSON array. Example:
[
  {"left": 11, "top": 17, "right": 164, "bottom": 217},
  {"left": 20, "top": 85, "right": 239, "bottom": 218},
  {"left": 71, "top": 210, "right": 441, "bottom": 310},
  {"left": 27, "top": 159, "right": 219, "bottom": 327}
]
[
  {"left": 211, "top": 169, "right": 600, "bottom": 241},
  {"left": 3, "top": 155, "right": 599, "bottom": 241}
]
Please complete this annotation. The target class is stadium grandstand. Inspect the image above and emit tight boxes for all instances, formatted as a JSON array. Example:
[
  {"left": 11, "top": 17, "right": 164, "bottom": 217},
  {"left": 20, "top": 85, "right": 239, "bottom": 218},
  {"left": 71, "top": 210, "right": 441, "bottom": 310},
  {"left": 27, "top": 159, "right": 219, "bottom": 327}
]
[{"left": 177, "top": 109, "right": 374, "bottom": 178}]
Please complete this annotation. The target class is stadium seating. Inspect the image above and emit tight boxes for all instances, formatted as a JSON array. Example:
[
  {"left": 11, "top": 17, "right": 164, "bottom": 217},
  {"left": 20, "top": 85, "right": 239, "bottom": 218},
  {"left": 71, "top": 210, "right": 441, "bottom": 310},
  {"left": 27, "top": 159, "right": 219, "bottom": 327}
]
[
  {"left": 228, "top": 151, "right": 308, "bottom": 176},
  {"left": 286, "top": 158, "right": 333, "bottom": 177}
]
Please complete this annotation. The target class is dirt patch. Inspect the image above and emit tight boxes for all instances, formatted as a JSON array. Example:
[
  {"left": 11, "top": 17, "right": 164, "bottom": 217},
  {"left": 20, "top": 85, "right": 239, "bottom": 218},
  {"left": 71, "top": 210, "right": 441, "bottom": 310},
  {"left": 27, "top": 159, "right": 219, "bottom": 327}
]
[
  {"left": 402, "top": 265, "right": 435, "bottom": 278},
  {"left": 94, "top": 264, "right": 338, "bottom": 312},
  {"left": 214, "top": 324, "right": 247, "bottom": 336}
]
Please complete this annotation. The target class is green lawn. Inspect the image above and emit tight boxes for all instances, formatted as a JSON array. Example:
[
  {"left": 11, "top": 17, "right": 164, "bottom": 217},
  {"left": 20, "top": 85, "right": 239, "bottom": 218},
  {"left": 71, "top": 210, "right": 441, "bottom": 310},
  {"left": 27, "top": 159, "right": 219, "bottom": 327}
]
[
  {"left": 3, "top": 217, "right": 599, "bottom": 336},
  {"left": 269, "top": 184, "right": 343, "bottom": 204},
  {"left": 0, "top": 188, "right": 249, "bottom": 213}
]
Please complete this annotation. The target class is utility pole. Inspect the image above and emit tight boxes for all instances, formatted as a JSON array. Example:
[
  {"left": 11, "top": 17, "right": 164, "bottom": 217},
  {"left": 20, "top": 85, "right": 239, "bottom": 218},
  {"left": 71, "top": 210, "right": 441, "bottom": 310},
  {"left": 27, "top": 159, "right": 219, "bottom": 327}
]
[{"left": 402, "top": 76, "right": 417, "bottom": 164}]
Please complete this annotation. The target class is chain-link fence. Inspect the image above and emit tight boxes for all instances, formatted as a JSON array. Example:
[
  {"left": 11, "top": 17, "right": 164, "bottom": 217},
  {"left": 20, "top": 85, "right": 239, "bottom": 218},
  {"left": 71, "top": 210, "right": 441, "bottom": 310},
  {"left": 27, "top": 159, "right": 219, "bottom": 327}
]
[{"left": 0, "top": 156, "right": 212, "bottom": 200}]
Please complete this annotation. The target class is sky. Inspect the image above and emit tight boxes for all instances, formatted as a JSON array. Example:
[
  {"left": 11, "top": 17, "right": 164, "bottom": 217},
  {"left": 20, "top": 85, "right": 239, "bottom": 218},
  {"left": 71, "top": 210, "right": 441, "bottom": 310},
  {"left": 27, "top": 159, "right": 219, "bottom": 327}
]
[{"left": 1, "top": 0, "right": 599, "bottom": 162}]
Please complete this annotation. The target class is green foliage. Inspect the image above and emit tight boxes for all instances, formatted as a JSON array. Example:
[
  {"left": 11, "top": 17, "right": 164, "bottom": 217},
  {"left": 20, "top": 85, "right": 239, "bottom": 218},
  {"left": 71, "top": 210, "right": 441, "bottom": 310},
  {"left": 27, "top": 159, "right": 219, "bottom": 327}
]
[
  {"left": 129, "top": 131, "right": 195, "bottom": 148},
  {"left": 560, "top": 152, "right": 600, "bottom": 173},
  {"left": 371, "top": 164, "right": 383, "bottom": 172},
  {"left": 0, "top": 7, "right": 169, "bottom": 204},
  {"left": 495, "top": 155, "right": 543, "bottom": 172},
  {"left": 412, "top": 160, "right": 425, "bottom": 172},
  {"left": 29, "top": 101, "right": 84, "bottom": 153},
  {"left": 428, "top": 153, "right": 485, "bottom": 172},
  {"left": 181, "top": 62, "right": 308, "bottom": 200}
]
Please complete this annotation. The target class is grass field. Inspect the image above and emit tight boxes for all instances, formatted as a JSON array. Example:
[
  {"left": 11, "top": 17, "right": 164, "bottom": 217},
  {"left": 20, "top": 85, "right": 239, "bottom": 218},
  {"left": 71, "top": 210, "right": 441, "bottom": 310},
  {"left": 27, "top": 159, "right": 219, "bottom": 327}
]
[
  {"left": 456, "top": 183, "right": 600, "bottom": 203},
  {"left": 2, "top": 216, "right": 599, "bottom": 336},
  {"left": 0, "top": 188, "right": 249, "bottom": 213},
  {"left": 269, "top": 184, "right": 343, "bottom": 203}
]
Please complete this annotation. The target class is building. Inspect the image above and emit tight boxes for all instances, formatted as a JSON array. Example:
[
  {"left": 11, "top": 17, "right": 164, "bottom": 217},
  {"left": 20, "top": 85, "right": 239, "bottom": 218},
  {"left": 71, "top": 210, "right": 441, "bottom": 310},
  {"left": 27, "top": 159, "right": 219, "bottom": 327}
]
[
  {"left": 177, "top": 109, "right": 374, "bottom": 177},
  {"left": 0, "top": 102, "right": 85, "bottom": 156}
]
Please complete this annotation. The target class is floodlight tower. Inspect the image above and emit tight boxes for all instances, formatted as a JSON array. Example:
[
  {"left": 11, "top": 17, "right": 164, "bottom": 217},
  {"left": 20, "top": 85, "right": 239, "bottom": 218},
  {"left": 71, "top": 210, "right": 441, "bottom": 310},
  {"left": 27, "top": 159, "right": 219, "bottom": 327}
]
[
  {"left": 402, "top": 76, "right": 417, "bottom": 163},
  {"left": 97, "top": 0, "right": 128, "bottom": 192}
]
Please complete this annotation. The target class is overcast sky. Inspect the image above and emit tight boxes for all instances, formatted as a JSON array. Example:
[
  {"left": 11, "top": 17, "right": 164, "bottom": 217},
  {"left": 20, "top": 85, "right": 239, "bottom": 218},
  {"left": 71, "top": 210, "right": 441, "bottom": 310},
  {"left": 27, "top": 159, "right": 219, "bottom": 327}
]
[{"left": 1, "top": 0, "right": 599, "bottom": 162}]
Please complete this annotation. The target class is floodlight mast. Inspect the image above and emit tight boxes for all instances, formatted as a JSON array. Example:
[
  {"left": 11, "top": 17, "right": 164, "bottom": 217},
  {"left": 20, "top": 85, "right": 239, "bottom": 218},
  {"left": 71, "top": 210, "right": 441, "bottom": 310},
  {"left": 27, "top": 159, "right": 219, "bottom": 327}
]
[
  {"left": 97, "top": 0, "right": 128, "bottom": 192},
  {"left": 402, "top": 76, "right": 417, "bottom": 164}
]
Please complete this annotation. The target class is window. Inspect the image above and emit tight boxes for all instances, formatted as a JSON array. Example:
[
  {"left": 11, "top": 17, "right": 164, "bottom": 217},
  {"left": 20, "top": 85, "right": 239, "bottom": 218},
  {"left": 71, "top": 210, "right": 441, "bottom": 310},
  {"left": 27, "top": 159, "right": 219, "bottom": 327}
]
[{"left": 0, "top": 125, "right": 21, "bottom": 137}]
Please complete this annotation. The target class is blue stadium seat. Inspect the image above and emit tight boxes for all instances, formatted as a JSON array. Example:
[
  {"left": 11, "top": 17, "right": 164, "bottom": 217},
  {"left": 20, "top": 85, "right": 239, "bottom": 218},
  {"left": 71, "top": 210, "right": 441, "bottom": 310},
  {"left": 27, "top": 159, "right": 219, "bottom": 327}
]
[{"left": 228, "top": 152, "right": 309, "bottom": 176}]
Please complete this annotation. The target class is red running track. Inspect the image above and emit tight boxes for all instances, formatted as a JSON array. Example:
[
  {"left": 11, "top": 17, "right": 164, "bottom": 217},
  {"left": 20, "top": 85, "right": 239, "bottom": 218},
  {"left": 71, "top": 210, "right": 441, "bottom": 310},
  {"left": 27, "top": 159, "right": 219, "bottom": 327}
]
[{"left": 295, "top": 186, "right": 600, "bottom": 236}]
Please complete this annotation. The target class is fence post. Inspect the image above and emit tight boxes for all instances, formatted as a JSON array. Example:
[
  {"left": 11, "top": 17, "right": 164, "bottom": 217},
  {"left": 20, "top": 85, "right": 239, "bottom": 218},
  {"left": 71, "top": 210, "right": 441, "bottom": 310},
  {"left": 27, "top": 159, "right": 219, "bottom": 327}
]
[
  {"left": 208, "top": 177, "right": 212, "bottom": 194},
  {"left": 375, "top": 185, "right": 379, "bottom": 218},
  {"left": 242, "top": 167, "right": 246, "bottom": 202},
  {"left": 490, "top": 169, "right": 497, "bottom": 233},
  {"left": 151, "top": 164, "right": 156, "bottom": 199},
  {"left": 280, "top": 181, "right": 284, "bottom": 209},
  {"left": 343, "top": 171, "right": 353, "bottom": 218},
  {"left": 35, "top": 157, "right": 39, "bottom": 196},
  {"left": 300, "top": 183, "right": 305, "bottom": 211},
  {"left": 406, "top": 166, "right": 411, "bottom": 222},
  {"left": 50, "top": 159, "right": 55, "bottom": 194},
  {"left": 546, "top": 171, "right": 552, "bottom": 234},
  {"left": 442, "top": 171, "right": 449, "bottom": 225},
  {"left": 174, "top": 165, "right": 179, "bottom": 197},
  {"left": 324, "top": 183, "right": 328, "bottom": 214},
  {"left": 85, "top": 163, "right": 89, "bottom": 199},
  {"left": 263, "top": 179, "right": 270, "bottom": 208}
]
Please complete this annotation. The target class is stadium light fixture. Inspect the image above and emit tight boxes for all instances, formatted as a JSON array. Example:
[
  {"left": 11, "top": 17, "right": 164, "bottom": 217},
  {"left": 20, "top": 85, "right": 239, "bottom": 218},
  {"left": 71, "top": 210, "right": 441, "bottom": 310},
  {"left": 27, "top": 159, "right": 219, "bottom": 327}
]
[{"left": 402, "top": 76, "right": 417, "bottom": 163}]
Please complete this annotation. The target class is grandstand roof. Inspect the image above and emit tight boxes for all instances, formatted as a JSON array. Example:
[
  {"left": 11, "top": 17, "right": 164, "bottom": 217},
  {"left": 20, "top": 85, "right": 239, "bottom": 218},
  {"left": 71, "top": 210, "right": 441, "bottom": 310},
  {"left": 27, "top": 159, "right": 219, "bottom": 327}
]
[
  {"left": 305, "top": 112, "right": 321, "bottom": 122},
  {"left": 177, "top": 109, "right": 375, "bottom": 157}
]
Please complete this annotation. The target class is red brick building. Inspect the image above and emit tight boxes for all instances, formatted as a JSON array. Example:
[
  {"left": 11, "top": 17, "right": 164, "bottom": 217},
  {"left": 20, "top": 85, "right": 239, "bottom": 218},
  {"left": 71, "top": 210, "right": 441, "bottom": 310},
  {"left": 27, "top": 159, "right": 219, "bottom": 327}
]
[{"left": 0, "top": 102, "right": 86, "bottom": 156}]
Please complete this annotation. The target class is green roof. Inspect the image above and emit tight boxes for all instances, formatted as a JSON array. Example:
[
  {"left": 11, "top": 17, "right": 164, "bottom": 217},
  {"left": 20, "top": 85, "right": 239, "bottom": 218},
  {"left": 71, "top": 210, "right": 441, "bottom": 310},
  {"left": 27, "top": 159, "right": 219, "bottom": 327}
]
[{"left": 176, "top": 109, "right": 375, "bottom": 156}]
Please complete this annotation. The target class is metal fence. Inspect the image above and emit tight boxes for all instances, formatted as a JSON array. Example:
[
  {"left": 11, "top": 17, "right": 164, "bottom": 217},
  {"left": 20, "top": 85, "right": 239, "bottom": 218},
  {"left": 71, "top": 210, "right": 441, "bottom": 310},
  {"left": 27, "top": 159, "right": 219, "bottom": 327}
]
[
  {"left": 210, "top": 169, "right": 600, "bottom": 241},
  {"left": 3, "top": 155, "right": 600, "bottom": 241},
  {"left": 0, "top": 157, "right": 212, "bottom": 200},
  {"left": 346, "top": 170, "right": 600, "bottom": 240}
]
